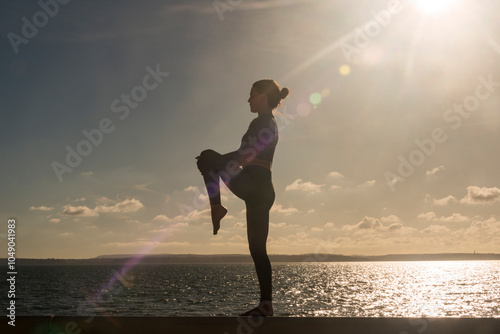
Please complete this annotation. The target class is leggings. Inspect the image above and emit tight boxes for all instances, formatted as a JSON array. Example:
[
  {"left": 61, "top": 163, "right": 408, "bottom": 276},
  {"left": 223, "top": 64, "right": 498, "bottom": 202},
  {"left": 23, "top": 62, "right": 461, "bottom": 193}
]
[{"left": 198, "top": 149, "right": 275, "bottom": 302}]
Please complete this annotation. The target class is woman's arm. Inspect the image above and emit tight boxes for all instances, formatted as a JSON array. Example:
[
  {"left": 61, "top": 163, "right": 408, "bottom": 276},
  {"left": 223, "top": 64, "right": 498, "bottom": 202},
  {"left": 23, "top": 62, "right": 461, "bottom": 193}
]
[{"left": 221, "top": 150, "right": 240, "bottom": 162}]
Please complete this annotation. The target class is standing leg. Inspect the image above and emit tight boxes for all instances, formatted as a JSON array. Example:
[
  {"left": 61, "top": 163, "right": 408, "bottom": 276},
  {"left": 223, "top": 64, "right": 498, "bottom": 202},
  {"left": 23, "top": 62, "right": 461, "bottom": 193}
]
[{"left": 239, "top": 200, "right": 274, "bottom": 316}]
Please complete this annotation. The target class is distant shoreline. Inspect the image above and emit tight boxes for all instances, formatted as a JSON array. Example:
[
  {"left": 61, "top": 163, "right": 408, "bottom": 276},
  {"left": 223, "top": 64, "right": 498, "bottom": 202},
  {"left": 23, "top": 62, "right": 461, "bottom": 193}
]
[{"left": 4, "top": 252, "right": 500, "bottom": 265}]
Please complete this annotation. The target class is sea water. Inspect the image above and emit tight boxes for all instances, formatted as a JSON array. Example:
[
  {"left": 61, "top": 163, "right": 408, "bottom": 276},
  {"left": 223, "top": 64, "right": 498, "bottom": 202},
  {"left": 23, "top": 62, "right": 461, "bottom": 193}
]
[{"left": 9, "top": 261, "right": 500, "bottom": 317}]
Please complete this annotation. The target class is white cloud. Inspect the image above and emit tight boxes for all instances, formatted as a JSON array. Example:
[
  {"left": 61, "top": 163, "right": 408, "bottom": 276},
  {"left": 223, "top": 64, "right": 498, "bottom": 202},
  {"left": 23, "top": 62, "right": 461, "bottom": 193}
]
[
  {"left": 228, "top": 235, "right": 245, "bottom": 242},
  {"left": 460, "top": 186, "right": 500, "bottom": 204},
  {"left": 61, "top": 199, "right": 144, "bottom": 217},
  {"left": 418, "top": 212, "right": 436, "bottom": 221},
  {"left": 343, "top": 216, "right": 402, "bottom": 232},
  {"left": 153, "top": 214, "right": 171, "bottom": 222},
  {"left": 324, "top": 222, "right": 335, "bottom": 229},
  {"left": 285, "top": 179, "right": 324, "bottom": 194},
  {"left": 441, "top": 213, "right": 469, "bottom": 223},
  {"left": 270, "top": 222, "right": 287, "bottom": 228},
  {"left": 381, "top": 215, "right": 402, "bottom": 224},
  {"left": 417, "top": 211, "right": 469, "bottom": 223},
  {"left": 328, "top": 171, "right": 345, "bottom": 179},
  {"left": 426, "top": 165, "right": 445, "bottom": 176},
  {"left": 421, "top": 225, "right": 451, "bottom": 234},
  {"left": 62, "top": 205, "right": 98, "bottom": 217},
  {"left": 271, "top": 204, "right": 299, "bottom": 215},
  {"left": 184, "top": 185, "right": 199, "bottom": 193},
  {"left": 48, "top": 218, "right": 61, "bottom": 223},
  {"left": 432, "top": 195, "right": 457, "bottom": 206},
  {"left": 30, "top": 205, "right": 54, "bottom": 211},
  {"left": 358, "top": 180, "right": 376, "bottom": 188},
  {"left": 96, "top": 199, "right": 144, "bottom": 213}
]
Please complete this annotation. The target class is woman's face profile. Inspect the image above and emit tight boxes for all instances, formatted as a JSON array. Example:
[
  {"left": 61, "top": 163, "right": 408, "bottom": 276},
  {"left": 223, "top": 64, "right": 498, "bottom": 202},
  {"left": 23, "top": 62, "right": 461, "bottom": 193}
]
[{"left": 248, "top": 86, "right": 268, "bottom": 114}]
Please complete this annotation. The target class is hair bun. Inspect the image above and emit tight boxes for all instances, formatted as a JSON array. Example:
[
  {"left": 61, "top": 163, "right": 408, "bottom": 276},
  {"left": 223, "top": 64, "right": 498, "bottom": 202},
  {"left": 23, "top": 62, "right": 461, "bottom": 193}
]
[{"left": 280, "top": 87, "right": 290, "bottom": 100}]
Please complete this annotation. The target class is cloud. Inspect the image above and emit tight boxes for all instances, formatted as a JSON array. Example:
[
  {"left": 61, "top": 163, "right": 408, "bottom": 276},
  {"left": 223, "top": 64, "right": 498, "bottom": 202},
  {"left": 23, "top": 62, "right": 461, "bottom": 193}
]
[
  {"left": 417, "top": 212, "right": 436, "bottom": 221},
  {"left": 328, "top": 171, "right": 345, "bottom": 179},
  {"left": 421, "top": 225, "right": 451, "bottom": 234},
  {"left": 431, "top": 195, "right": 457, "bottom": 206},
  {"left": 417, "top": 211, "right": 469, "bottom": 223},
  {"left": 184, "top": 185, "right": 199, "bottom": 193},
  {"left": 62, "top": 205, "right": 98, "bottom": 217},
  {"left": 61, "top": 199, "right": 144, "bottom": 217},
  {"left": 48, "top": 218, "right": 61, "bottom": 223},
  {"left": 285, "top": 179, "right": 324, "bottom": 194},
  {"left": 460, "top": 186, "right": 500, "bottom": 204},
  {"left": 80, "top": 171, "right": 94, "bottom": 177},
  {"left": 228, "top": 235, "right": 245, "bottom": 242},
  {"left": 105, "top": 240, "right": 162, "bottom": 248},
  {"left": 153, "top": 215, "right": 171, "bottom": 222},
  {"left": 381, "top": 215, "right": 403, "bottom": 225},
  {"left": 271, "top": 204, "right": 299, "bottom": 215},
  {"left": 148, "top": 221, "right": 189, "bottom": 233},
  {"left": 343, "top": 216, "right": 402, "bottom": 232},
  {"left": 97, "top": 199, "right": 144, "bottom": 213},
  {"left": 30, "top": 205, "right": 54, "bottom": 211},
  {"left": 357, "top": 180, "right": 376, "bottom": 188},
  {"left": 324, "top": 222, "right": 335, "bottom": 229},
  {"left": 426, "top": 165, "right": 445, "bottom": 176},
  {"left": 135, "top": 183, "right": 160, "bottom": 194},
  {"left": 441, "top": 213, "right": 469, "bottom": 223},
  {"left": 469, "top": 217, "right": 498, "bottom": 230}
]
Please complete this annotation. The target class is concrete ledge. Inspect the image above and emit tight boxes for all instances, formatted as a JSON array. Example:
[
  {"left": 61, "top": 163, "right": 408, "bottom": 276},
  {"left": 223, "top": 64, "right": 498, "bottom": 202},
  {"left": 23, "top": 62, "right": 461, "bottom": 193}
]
[{"left": 3, "top": 316, "right": 499, "bottom": 334}]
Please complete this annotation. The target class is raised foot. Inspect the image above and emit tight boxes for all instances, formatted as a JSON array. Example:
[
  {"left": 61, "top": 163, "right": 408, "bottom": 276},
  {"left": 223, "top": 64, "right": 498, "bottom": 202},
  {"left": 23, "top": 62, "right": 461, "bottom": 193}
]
[
  {"left": 211, "top": 204, "right": 227, "bottom": 235},
  {"left": 239, "top": 301, "right": 273, "bottom": 317}
]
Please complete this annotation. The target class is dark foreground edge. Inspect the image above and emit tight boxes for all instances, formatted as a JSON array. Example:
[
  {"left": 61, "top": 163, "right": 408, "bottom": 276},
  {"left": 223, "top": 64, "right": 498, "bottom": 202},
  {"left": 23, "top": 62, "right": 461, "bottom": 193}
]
[{"left": 3, "top": 316, "right": 500, "bottom": 334}]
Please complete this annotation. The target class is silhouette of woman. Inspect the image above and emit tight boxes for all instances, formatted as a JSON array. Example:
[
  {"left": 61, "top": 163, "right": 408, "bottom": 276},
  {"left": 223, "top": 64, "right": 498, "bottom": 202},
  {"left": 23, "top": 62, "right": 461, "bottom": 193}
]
[{"left": 196, "top": 79, "right": 289, "bottom": 316}]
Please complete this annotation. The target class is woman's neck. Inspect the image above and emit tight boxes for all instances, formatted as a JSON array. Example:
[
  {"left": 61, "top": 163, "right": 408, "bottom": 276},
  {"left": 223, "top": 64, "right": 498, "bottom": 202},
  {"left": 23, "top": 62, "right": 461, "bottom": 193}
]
[{"left": 258, "top": 109, "right": 273, "bottom": 117}]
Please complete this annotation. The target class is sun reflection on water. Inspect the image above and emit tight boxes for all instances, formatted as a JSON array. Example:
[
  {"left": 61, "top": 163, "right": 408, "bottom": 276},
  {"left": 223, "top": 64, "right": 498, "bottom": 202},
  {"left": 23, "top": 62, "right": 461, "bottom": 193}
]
[{"left": 273, "top": 261, "right": 500, "bottom": 317}]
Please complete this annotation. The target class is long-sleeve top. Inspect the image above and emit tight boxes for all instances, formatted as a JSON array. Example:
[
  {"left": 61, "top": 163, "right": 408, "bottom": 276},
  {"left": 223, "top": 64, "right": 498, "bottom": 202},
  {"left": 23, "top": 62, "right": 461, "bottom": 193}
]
[{"left": 223, "top": 113, "right": 278, "bottom": 168}]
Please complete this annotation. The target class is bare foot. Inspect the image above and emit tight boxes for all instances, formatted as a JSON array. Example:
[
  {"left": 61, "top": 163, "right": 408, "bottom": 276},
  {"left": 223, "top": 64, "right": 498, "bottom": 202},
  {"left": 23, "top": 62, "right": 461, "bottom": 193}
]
[
  {"left": 211, "top": 204, "right": 227, "bottom": 235},
  {"left": 239, "top": 300, "right": 273, "bottom": 317}
]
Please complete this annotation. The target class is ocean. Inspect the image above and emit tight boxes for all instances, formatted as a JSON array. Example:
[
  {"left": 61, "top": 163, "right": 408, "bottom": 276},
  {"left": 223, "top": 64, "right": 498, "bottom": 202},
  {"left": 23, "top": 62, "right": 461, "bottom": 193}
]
[{"left": 8, "top": 261, "right": 500, "bottom": 317}]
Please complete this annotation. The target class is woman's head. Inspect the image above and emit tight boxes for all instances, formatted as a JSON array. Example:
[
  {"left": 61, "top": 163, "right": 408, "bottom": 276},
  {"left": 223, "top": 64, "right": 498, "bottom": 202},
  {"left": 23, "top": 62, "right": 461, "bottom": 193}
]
[{"left": 249, "top": 79, "right": 289, "bottom": 113}]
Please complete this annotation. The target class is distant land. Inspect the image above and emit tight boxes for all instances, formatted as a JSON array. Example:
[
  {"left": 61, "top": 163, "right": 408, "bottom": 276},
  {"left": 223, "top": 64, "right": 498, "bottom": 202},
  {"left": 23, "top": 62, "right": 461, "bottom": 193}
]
[{"left": 5, "top": 253, "right": 500, "bottom": 265}]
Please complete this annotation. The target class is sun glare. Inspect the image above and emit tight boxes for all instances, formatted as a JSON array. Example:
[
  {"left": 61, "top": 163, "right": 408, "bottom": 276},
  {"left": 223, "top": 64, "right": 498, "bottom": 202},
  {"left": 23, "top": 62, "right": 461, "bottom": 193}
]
[{"left": 411, "top": 0, "right": 458, "bottom": 15}]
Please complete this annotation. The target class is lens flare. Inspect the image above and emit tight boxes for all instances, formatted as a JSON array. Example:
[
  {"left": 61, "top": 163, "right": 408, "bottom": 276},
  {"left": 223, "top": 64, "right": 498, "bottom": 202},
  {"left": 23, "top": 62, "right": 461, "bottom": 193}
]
[
  {"left": 339, "top": 64, "right": 351, "bottom": 76},
  {"left": 411, "top": 0, "right": 458, "bottom": 15},
  {"left": 309, "top": 93, "right": 322, "bottom": 105}
]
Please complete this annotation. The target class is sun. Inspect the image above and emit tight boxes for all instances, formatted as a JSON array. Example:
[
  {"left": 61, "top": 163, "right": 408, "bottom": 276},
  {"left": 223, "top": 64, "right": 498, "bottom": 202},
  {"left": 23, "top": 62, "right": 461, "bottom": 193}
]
[{"left": 411, "top": 0, "right": 459, "bottom": 15}]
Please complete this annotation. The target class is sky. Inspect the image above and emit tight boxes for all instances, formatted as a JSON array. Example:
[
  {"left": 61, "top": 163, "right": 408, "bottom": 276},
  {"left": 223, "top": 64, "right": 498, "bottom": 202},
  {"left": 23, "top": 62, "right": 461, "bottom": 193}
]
[{"left": 1, "top": 0, "right": 500, "bottom": 259}]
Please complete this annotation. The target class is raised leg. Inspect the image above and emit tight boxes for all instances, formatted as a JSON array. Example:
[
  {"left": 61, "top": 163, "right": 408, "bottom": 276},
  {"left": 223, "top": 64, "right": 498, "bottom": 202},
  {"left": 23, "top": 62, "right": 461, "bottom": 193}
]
[{"left": 197, "top": 150, "right": 228, "bottom": 235}]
